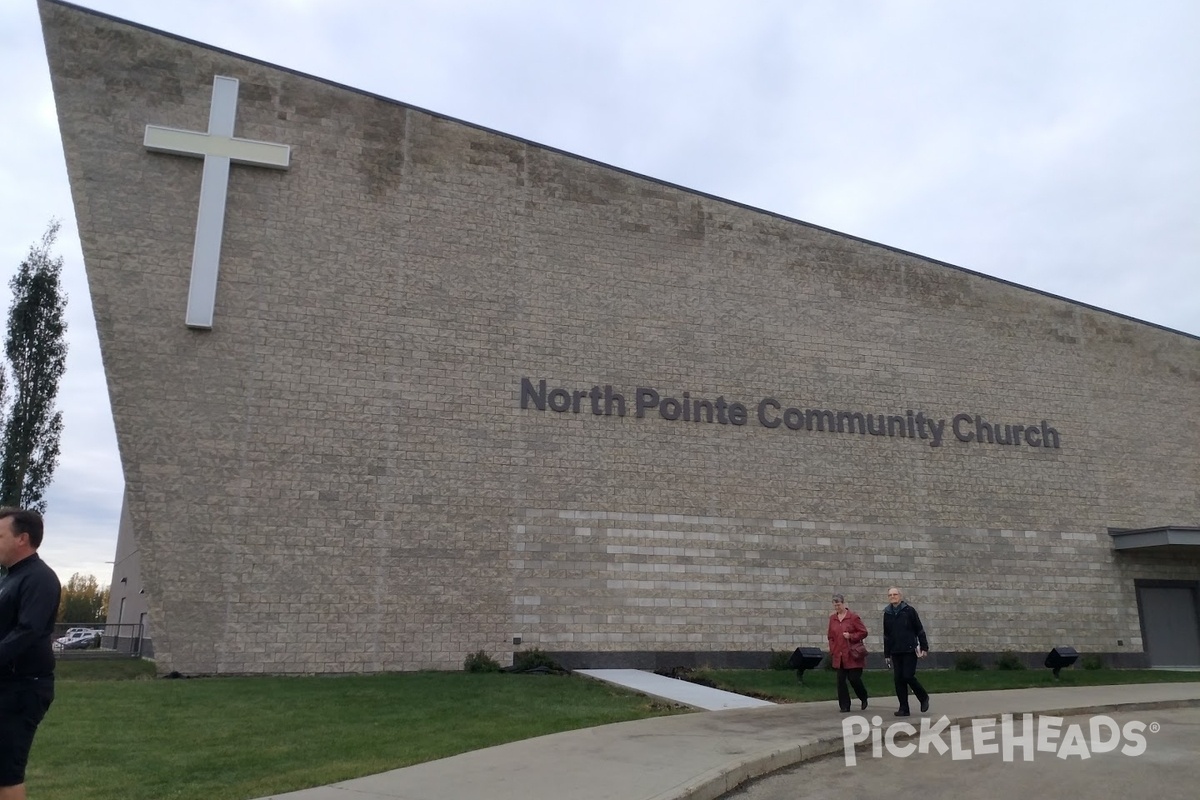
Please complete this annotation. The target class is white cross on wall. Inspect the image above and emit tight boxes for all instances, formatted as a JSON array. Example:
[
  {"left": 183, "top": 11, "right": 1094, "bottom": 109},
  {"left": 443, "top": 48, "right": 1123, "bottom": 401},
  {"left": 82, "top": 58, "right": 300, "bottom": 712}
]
[{"left": 144, "top": 76, "right": 291, "bottom": 329}]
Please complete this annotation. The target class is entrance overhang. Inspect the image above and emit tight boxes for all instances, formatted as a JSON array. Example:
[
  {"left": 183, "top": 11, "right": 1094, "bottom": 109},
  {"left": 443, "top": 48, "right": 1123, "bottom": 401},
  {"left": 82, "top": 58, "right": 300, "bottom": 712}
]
[{"left": 1110, "top": 526, "right": 1200, "bottom": 550}]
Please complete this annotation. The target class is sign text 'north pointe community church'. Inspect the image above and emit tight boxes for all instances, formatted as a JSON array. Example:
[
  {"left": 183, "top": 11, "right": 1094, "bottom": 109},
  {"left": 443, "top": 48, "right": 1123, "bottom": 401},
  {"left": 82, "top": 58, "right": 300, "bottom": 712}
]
[{"left": 520, "top": 378, "right": 1063, "bottom": 449}]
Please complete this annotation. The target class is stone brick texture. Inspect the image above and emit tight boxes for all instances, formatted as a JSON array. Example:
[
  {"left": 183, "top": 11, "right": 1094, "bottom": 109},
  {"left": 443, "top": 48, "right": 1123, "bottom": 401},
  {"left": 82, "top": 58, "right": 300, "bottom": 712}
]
[{"left": 41, "top": 0, "right": 1200, "bottom": 674}]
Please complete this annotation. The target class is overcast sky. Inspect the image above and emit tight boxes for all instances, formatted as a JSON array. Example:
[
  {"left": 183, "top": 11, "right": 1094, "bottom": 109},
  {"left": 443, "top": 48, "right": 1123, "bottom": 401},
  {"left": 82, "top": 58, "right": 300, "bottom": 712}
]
[{"left": 2, "top": 0, "right": 1197, "bottom": 583}]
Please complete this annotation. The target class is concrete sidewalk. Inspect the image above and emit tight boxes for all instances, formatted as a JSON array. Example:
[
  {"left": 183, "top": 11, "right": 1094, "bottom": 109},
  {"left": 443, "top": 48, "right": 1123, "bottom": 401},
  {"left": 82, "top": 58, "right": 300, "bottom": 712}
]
[
  {"left": 575, "top": 669, "right": 775, "bottom": 710},
  {"left": 253, "top": 681, "right": 1200, "bottom": 800}
]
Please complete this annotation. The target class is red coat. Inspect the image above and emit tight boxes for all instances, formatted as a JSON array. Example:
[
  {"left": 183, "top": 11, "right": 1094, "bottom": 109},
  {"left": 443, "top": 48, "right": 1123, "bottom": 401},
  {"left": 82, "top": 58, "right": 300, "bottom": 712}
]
[{"left": 827, "top": 609, "right": 868, "bottom": 669}]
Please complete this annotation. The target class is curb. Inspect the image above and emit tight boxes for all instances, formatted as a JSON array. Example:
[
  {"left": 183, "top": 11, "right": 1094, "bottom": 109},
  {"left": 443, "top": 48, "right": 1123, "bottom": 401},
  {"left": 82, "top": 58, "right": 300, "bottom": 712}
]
[{"left": 656, "top": 697, "right": 1200, "bottom": 800}]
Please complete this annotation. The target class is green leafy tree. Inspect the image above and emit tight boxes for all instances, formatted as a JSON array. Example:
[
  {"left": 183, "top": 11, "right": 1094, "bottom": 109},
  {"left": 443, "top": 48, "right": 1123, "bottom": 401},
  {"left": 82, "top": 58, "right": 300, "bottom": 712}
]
[
  {"left": 58, "top": 572, "right": 109, "bottom": 624},
  {"left": 0, "top": 220, "right": 68, "bottom": 511}
]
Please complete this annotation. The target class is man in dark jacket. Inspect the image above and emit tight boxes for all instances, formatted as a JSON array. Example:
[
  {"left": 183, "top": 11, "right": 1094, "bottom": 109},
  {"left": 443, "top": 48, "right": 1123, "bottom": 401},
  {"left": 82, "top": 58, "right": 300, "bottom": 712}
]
[
  {"left": 0, "top": 508, "right": 61, "bottom": 800},
  {"left": 883, "top": 586, "right": 930, "bottom": 717}
]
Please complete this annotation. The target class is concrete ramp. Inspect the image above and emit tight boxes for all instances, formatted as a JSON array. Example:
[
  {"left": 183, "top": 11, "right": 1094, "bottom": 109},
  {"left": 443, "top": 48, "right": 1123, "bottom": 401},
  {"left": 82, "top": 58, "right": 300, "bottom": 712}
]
[{"left": 575, "top": 668, "right": 775, "bottom": 710}]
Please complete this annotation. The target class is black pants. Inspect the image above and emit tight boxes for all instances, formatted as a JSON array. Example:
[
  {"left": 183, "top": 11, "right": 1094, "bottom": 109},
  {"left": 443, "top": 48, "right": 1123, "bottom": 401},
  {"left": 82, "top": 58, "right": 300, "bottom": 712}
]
[
  {"left": 890, "top": 652, "right": 928, "bottom": 713},
  {"left": 0, "top": 678, "right": 54, "bottom": 787},
  {"left": 836, "top": 667, "right": 868, "bottom": 711}
]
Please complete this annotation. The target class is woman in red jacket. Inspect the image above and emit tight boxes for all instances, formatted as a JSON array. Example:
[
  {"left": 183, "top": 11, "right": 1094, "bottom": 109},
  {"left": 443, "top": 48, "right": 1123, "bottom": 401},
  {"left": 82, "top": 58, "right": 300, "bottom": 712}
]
[{"left": 827, "top": 593, "right": 869, "bottom": 712}]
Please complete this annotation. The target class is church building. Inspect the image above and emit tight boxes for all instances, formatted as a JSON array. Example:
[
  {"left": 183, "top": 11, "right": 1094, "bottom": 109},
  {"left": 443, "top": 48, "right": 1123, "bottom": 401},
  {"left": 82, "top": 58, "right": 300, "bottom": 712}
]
[{"left": 41, "top": 0, "right": 1199, "bottom": 675}]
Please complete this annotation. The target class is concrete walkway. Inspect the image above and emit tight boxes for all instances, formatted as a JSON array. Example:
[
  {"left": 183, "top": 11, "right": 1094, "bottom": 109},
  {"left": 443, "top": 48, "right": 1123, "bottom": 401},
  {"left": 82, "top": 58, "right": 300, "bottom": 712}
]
[
  {"left": 253, "top": 680, "right": 1200, "bottom": 800},
  {"left": 576, "top": 669, "right": 775, "bottom": 710}
]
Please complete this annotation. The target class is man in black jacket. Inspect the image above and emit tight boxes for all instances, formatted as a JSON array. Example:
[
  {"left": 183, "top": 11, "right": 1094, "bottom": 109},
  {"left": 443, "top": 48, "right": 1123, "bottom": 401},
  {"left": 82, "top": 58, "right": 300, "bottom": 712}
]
[
  {"left": 883, "top": 587, "right": 930, "bottom": 717},
  {"left": 0, "top": 508, "right": 61, "bottom": 800}
]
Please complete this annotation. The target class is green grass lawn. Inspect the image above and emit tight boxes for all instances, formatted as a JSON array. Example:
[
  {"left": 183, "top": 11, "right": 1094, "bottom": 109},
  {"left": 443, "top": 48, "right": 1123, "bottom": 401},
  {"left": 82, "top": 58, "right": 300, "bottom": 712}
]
[
  {"left": 32, "top": 661, "right": 685, "bottom": 800},
  {"left": 30, "top": 660, "right": 1199, "bottom": 800}
]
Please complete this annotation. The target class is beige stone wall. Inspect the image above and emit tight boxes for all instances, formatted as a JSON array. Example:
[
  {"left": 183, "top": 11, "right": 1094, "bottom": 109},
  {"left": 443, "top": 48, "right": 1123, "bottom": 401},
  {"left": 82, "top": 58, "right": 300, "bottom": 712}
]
[
  {"left": 42, "top": 1, "right": 1199, "bottom": 674},
  {"left": 513, "top": 511, "right": 1200, "bottom": 661}
]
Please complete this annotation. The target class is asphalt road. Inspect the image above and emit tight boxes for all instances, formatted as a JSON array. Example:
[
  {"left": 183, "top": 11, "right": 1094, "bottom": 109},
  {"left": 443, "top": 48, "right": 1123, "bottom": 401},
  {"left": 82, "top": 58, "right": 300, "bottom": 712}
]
[{"left": 723, "top": 706, "right": 1200, "bottom": 800}]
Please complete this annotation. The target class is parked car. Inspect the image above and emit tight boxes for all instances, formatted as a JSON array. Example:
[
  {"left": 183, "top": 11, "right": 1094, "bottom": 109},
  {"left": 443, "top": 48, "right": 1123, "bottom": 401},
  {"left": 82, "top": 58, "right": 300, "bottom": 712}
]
[
  {"left": 61, "top": 633, "right": 101, "bottom": 650},
  {"left": 62, "top": 627, "right": 104, "bottom": 638},
  {"left": 54, "top": 630, "right": 101, "bottom": 650}
]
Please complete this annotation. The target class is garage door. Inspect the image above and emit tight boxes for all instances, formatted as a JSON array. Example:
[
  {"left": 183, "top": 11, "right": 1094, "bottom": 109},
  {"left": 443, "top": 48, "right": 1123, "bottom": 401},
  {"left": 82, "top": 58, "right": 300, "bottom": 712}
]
[{"left": 1139, "top": 586, "right": 1200, "bottom": 667}]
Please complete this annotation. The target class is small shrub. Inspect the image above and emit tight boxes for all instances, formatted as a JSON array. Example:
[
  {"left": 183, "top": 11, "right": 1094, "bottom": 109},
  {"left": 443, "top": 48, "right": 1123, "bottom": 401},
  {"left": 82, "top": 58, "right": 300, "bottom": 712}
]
[
  {"left": 768, "top": 650, "right": 792, "bottom": 671},
  {"left": 955, "top": 652, "right": 983, "bottom": 671},
  {"left": 463, "top": 650, "right": 501, "bottom": 673},
  {"left": 1082, "top": 654, "right": 1104, "bottom": 670},
  {"left": 511, "top": 648, "right": 562, "bottom": 673},
  {"left": 996, "top": 652, "right": 1025, "bottom": 671}
]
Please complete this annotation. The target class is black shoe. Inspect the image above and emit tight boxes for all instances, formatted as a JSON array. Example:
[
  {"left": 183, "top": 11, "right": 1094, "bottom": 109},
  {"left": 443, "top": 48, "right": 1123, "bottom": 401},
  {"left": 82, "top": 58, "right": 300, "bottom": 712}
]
[
  {"left": 920, "top": 698, "right": 930, "bottom": 713},
  {"left": 840, "top": 707, "right": 852, "bottom": 713},
  {"left": 861, "top": 699, "right": 868, "bottom": 711},
  {"left": 894, "top": 710, "right": 910, "bottom": 717}
]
